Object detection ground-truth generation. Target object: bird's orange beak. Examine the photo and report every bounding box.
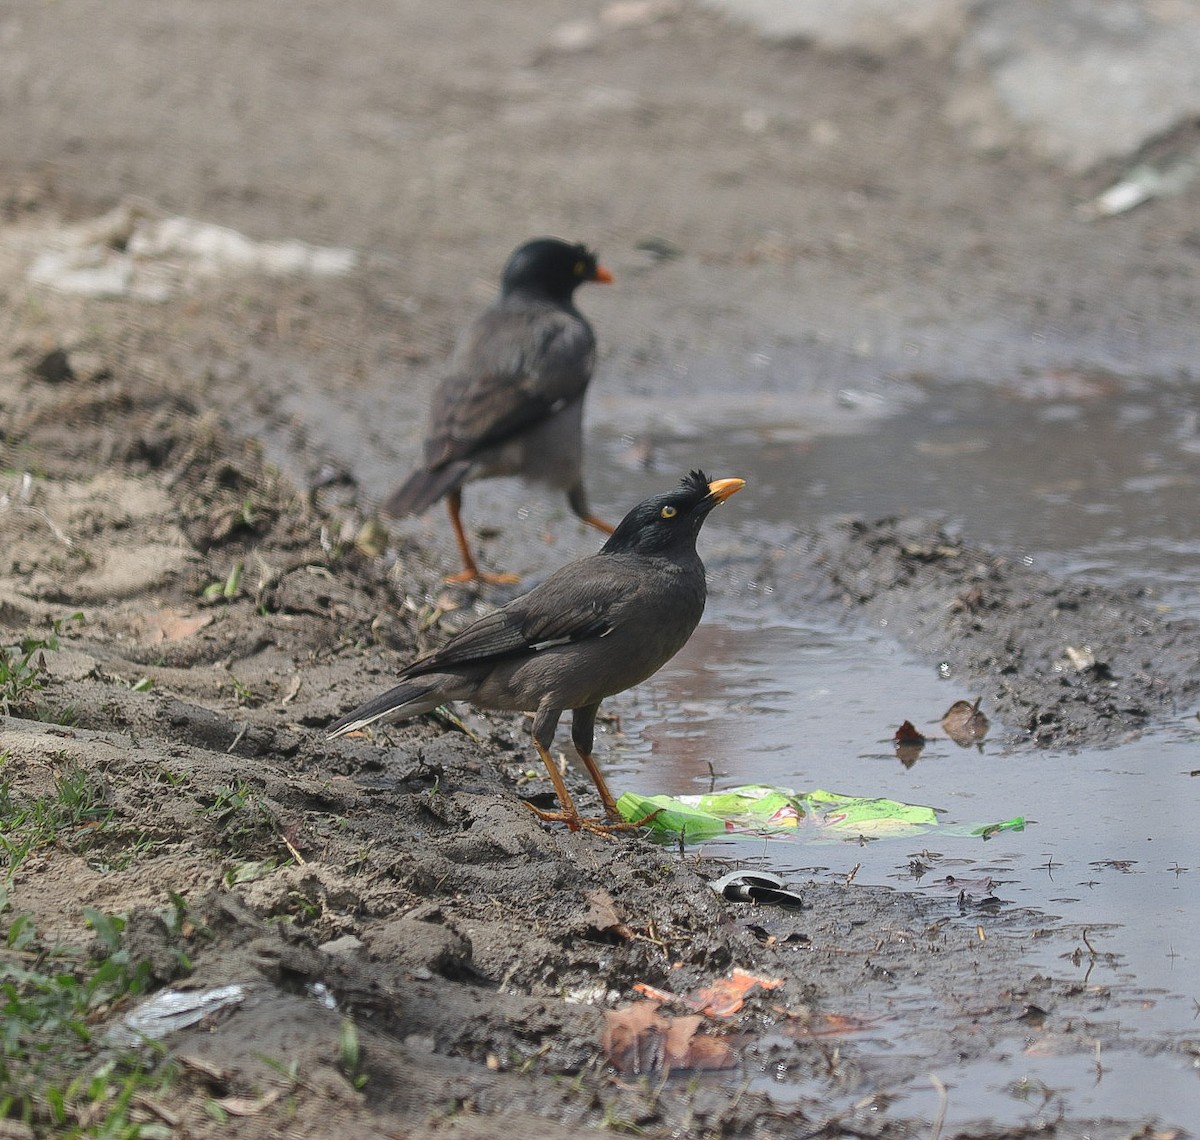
[706,477,745,503]
[593,264,614,284]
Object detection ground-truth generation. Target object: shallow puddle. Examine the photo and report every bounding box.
[608,614,1200,1125]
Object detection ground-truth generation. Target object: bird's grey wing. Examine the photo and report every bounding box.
[404,557,629,675]
[423,306,596,469]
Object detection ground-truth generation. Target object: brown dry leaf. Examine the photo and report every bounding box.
[602,1001,668,1075]
[632,981,675,1004]
[582,888,633,941]
[601,1001,734,1076]
[692,968,783,1018]
[941,698,989,747]
[893,719,926,768]
[894,719,925,745]
[662,1013,733,1070]
[214,1089,282,1117]
[634,969,784,1018]
[140,607,214,643]
[176,1054,227,1083]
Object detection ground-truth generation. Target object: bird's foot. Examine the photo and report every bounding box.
[444,568,521,586]
[522,800,658,838]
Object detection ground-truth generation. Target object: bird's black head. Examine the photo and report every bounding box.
[500,238,613,303]
[602,470,745,558]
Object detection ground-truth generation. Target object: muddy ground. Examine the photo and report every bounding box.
[4,2,1200,1137]
[5,252,1198,1139]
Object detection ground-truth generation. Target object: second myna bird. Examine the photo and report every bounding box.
[382,237,614,583]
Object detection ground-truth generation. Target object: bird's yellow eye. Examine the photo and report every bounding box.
[660,505,677,519]
[574,260,586,276]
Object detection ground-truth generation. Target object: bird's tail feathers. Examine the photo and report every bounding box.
[381,461,472,519]
[327,681,444,738]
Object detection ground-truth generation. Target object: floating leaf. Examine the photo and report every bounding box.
[926,875,997,897]
[893,719,926,767]
[973,817,1025,839]
[941,698,989,747]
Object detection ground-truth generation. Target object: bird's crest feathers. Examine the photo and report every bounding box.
[679,469,711,501]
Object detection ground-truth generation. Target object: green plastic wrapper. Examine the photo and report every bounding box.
[616,784,1024,842]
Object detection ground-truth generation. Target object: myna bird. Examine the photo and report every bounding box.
[329,470,745,833]
[382,237,614,584]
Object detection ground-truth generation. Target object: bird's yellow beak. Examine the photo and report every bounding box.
[706,477,745,503]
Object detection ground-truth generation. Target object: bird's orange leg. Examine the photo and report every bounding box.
[522,742,649,837]
[574,748,621,822]
[570,703,623,820]
[574,746,662,831]
[580,514,615,536]
[548,704,660,831]
[567,485,615,536]
[444,490,519,585]
[523,740,584,831]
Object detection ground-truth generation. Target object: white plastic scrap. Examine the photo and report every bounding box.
[27,201,358,300]
[126,215,357,277]
[103,983,247,1048]
[1081,149,1200,220]
[308,981,338,1010]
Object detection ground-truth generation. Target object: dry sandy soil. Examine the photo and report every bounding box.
[3,3,1200,1138]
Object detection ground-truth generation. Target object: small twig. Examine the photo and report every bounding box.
[928,1073,948,1140]
[0,504,74,547]
[134,1095,181,1128]
[279,835,307,868]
